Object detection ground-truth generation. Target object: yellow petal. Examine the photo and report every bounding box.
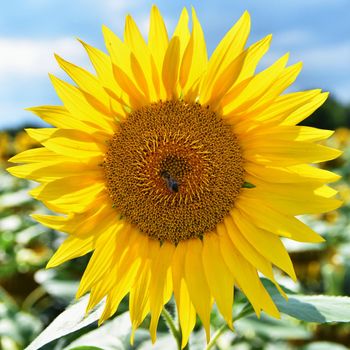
[162,37,180,99]
[223,216,287,300]
[172,242,196,349]
[243,140,342,166]
[124,15,160,101]
[247,186,342,215]
[102,26,131,73]
[223,215,274,279]
[244,162,340,184]
[173,8,190,59]
[7,160,99,182]
[245,176,338,201]
[289,164,341,183]
[131,52,152,99]
[76,222,125,298]
[232,89,322,134]
[246,90,321,126]
[86,280,106,314]
[232,210,296,280]
[49,75,115,132]
[47,234,94,268]
[180,8,207,97]
[202,233,234,329]
[8,147,65,163]
[236,62,302,117]
[129,261,151,336]
[282,92,329,125]
[98,231,144,324]
[112,64,148,108]
[236,34,272,84]
[184,239,212,341]
[236,195,324,243]
[32,213,71,231]
[178,280,196,348]
[222,53,289,115]
[78,38,125,112]
[217,224,280,318]
[200,11,250,102]
[124,14,148,58]
[99,269,137,324]
[244,125,334,143]
[55,54,112,115]
[100,29,138,112]
[33,200,113,236]
[315,184,338,198]
[25,128,105,159]
[30,176,105,213]
[149,240,175,343]
[201,49,247,108]
[149,5,169,70]
[26,106,106,135]
[85,228,140,314]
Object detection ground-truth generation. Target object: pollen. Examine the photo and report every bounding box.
[103,100,245,244]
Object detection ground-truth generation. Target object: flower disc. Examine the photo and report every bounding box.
[103,100,245,243]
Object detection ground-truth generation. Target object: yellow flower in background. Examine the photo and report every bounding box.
[0,131,10,162]
[8,6,342,347]
[13,130,40,154]
[331,127,350,149]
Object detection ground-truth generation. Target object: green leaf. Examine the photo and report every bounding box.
[0,188,32,208]
[25,295,105,350]
[236,315,312,340]
[68,347,104,350]
[263,279,350,323]
[242,181,256,189]
[137,334,178,350]
[300,342,349,350]
[0,287,42,346]
[64,312,149,350]
[35,269,79,302]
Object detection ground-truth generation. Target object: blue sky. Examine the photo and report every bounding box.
[1,0,349,128]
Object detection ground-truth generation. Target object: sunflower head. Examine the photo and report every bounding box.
[8,5,341,348]
[103,99,245,243]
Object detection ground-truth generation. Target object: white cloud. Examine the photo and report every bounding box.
[273,0,349,8]
[0,37,90,78]
[99,0,149,34]
[102,0,139,12]
[99,1,175,39]
[0,37,93,128]
[261,41,350,73]
[299,42,350,71]
[247,40,350,104]
[0,102,37,128]
[273,29,315,47]
[131,14,176,38]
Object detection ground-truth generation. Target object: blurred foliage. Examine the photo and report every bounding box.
[1,97,350,349]
[301,96,350,130]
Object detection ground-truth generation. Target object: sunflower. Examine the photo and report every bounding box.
[8,6,341,347]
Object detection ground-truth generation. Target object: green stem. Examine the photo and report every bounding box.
[205,304,254,350]
[22,286,46,312]
[205,324,226,350]
[162,307,183,350]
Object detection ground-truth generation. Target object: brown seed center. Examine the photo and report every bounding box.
[103,100,245,244]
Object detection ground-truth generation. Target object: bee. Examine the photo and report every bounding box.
[160,171,179,193]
